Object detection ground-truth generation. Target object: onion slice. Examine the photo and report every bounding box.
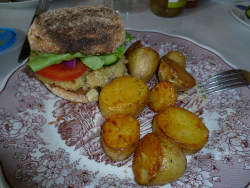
[62,59,76,69]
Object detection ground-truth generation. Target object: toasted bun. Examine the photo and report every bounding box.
[28,6,125,55]
[44,83,98,103]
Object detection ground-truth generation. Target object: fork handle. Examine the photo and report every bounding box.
[18,16,37,63]
[18,36,30,63]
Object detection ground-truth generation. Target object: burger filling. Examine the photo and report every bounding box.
[36,56,127,92]
[26,33,132,102]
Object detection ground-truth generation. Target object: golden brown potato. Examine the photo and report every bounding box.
[128,47,160,83]
[132,133,187,186]
[101,114,140,162]
[158,57,196,91]
[124,40,143,58]
[153,106,209,155]
[99,76,149,119]
[165,51,186,68]
[148,81,178,112]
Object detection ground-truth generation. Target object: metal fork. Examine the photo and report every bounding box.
[18,0,49,63]
[35,0,49,17]
[202,69,250,94]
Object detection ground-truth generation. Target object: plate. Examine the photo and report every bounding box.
[0,0,54,8]
[231,2,250,29]
[1,30,250,188]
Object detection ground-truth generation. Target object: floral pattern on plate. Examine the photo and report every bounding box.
[0,30,250,188]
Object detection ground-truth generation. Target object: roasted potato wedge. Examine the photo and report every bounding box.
[128,47,160,83]
[99,76,149,119]
[165,51,186,68]
[132,133,187,186]
[102,114,140,162]
[158,57,196,91]
[153,106,209,155]
[148,81,178,112]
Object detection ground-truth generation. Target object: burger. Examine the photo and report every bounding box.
[26,6,132,103]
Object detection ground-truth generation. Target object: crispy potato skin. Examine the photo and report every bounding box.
[124,40,143,58]
[99,76,149,119]
[153,106,209,155]
[132,133,187,186]
[148,81,178,112]
[166,51,186,68]
[128,47,160,83]
[102,114,140,162]
[158,57,196,91]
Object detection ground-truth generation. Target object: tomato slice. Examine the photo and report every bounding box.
[37,59,87,81]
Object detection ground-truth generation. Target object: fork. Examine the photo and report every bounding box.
[201,69,250,94]
[34,0,49,17]
[18,0,49,63]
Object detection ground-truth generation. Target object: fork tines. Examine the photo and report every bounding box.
[202,69,250,94]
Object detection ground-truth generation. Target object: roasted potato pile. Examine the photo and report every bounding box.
[101,114,140,162]
[98,41,208,186]
[125,41,160,83]
[132,133,186,186]
[125,41,195,91]
[99,76,149,119]
[158,55,196,91]
[153,106,209,155]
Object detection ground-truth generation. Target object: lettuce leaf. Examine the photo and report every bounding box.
[81,56,104,70]
[27,52,85,72]
[27,45,126,72]
[125,32,133,42]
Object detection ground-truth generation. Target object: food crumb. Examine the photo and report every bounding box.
[124,169,128,174]
[56,116,62,122]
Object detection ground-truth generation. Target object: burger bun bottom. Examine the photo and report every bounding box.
[44,83,98,103]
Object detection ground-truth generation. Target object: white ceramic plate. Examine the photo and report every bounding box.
[0,0,54,8]
[231,1,250,29]
[0,30,250,188]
